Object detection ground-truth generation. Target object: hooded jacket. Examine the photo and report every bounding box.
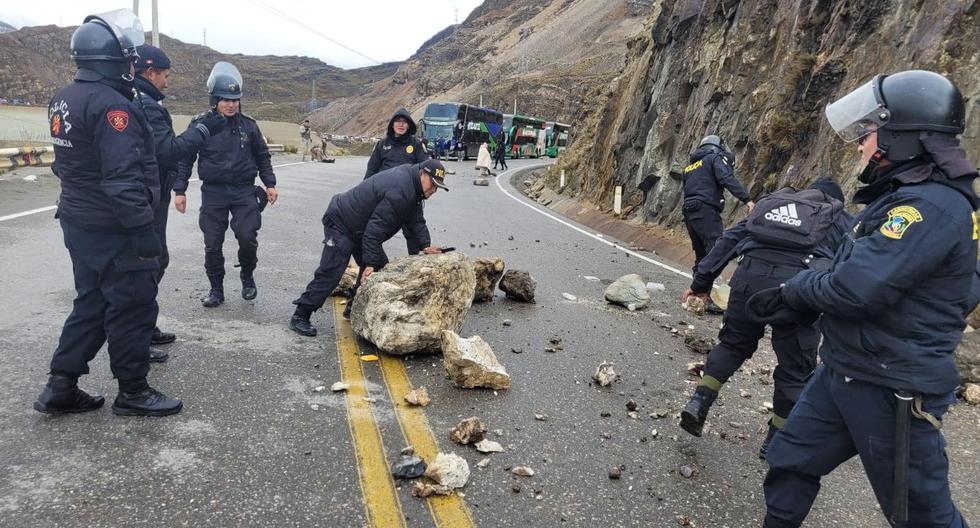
[327,163,432,268]
[682,145,750,210]
[782,135,980,395]
[364,108,428,179]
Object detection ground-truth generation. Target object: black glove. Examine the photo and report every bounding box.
[254,186,269,212]
[133,227,162,259]
[196,113,227,137]
[746,286,816,326]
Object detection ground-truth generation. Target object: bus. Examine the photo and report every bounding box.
[545,122,571,158]
[504,114,547,158]
[419,102,503,160]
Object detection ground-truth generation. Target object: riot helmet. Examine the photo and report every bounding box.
[207,61,244,106]
[71,9,144,82]
[699,135,723,149]
[825,70,965,164]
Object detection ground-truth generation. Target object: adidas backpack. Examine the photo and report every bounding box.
[745,187,843,250]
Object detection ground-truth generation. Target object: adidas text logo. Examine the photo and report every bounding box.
[764,204,802,226]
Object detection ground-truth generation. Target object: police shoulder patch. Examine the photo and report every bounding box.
[106,110,129,132]
[879,205,923,240]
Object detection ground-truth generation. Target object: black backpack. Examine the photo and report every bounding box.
[746,187,843,250]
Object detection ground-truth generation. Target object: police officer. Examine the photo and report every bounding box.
[288,159,450,336]
[33,9,181,417]
[755,71,974,527]
[174,62,278,308]
[682,135,755,311]
[134,45,226,360]
[300,119,313,161]
[679,179,852,458]
[365,108,430,255]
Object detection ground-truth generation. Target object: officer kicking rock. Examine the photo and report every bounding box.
[174,62,278,307]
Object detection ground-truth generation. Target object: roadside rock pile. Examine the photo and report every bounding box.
[604,273,651,310]
[442,331,512,389]
[351,252,476,354]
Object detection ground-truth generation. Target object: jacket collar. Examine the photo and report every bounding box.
[135,76,165,102]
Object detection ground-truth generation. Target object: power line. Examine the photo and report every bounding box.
[244,0,382,65]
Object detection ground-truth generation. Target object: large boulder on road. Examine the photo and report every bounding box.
[499,270,536,302]
[351,253,476,354]
[473,258,505,303]
[604,273,650,310]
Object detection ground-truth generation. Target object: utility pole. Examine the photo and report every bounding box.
[133,0,139,16]
[151,0,159,46]
[513,97,517,114]
[310,79,317,110]
[479,94,483,107]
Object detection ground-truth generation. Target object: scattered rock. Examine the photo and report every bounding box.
[963,383,980,405]
[677,515,692,526]
[739,389,752,399]
[679,465,697,478]
[424,453,470,489]
[474,439,504,453]
[600,410,612,418]
[604,274,651,310]
[412,482,454,497]
[476,458,491,468]
[450,417,487,445]
[511,347,524,354]
[549,337,562,345]
[650,428,659,438]
[682,296,707,316]
[22,175,38,182]
[534,413,547,421]
[472,257,505,303]
[331,381,350,392]
[684,334,716,355]
[313,385,326,392]
[584,276,601,282]
[511,466,535,477]
[593,361,618,387]
[511,483,522,493]
[392,455,427,479]
[646,282,666,292]
[499,270,537,303]
[400,446,415,456]
[561,292,578,301]
[626,400,638,412]
[404,387,431,407]
[473,178,490,186]
[351,253,476,354]
[627,411,639,419]
[608,466,622,479]
[502,319,512,326]
[687,362,705,376]
[763,401,774,411]
[442,331,512,390]
[330,264,360,297]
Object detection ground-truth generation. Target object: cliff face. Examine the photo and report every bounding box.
[309,0,651,136]
[554,0,979,227]
[0,26,395,121]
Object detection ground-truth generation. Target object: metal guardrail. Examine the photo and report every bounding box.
[0,146,54,170]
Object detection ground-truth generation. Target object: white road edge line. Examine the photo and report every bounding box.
[493,163,693,280]
[0,161,310,223]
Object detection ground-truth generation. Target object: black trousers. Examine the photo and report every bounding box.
[682,200,723,275]
[50,220,158,382]
[153,190,172,282]
[199,186,261,287]
[294,221,361,313]
[493,150,507,170]
[703,257,819,420]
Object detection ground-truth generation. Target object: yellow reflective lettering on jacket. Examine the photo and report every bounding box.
[972,211,978,241]
[684,159,703,173]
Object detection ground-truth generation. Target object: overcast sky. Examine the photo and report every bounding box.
[1,0,483,69]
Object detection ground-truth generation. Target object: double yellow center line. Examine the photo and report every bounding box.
[332,298,475,527]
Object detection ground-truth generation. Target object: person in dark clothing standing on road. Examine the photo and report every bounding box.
[754,70,974,528]
[33,9,181,417]
[174,61,278,308]
[679,178,852,458]
[365,108,428,179]
[682,135,754,311]
[493,128,508,171]
[288,159,450,337]
[134,44,226,361]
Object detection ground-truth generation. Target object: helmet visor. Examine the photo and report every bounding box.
[825,78,891,142]
[207,61,245,94]
[84,9,144,57]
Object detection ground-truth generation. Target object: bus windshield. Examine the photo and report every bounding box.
[423,103,460,121]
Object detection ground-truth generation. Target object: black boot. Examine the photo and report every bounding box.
[112,382,182,417]
[202,289,224,308]
[148,347,169,363]
[680,385,718,437]
[289,314,317,337]
[33,375,105,414]
[759,423,778,459]
[241,271,257,301]
[706,300,725,314]
[151,326,176,345]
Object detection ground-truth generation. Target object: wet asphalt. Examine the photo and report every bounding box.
[0,155,976,527]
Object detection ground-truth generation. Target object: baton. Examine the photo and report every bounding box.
[891,390,913,527]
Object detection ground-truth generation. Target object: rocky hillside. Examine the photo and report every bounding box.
[0,21,16,34]
[309,0,653,136]
[0,25,397,122]
[551,0,979,229]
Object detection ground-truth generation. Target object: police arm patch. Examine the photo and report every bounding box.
[406,145,414,154]
[106,110,130,132]
[879,205,923,240]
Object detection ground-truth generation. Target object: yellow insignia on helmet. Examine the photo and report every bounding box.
[435,168,445,178]
[406,145,414,154]
[879,206,923,240]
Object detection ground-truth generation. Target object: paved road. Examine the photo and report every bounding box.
[0,155,976,527]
